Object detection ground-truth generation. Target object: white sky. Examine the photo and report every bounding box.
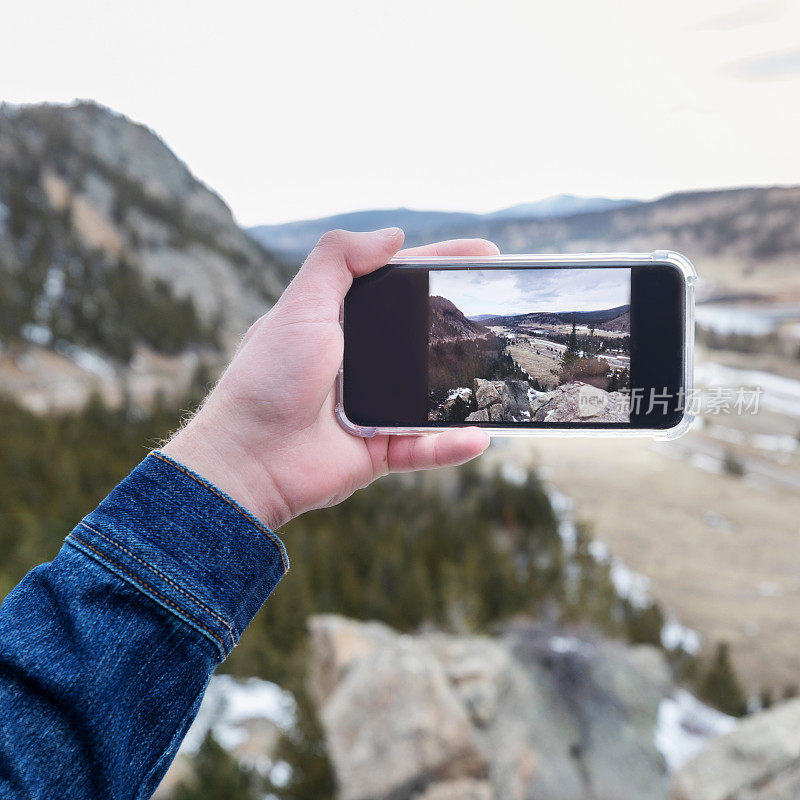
[4,0,800,226]
[430,268,631,317]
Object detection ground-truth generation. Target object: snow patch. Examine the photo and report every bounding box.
[447,387,472,401]
[545,484,578,553]
[696,362,800,419]
[548,635,591,655]
[655,688,736,772]
[21,324,52,346]
[661,615,701,654]
[500,462,527,486]
[610,560,652,609]
[54,341,116,378]
[180,675,296,756]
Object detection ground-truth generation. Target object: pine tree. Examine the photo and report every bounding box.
[699,642,748,717]
[567,318,578,355]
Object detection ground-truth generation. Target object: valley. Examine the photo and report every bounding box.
[428,291,631,423]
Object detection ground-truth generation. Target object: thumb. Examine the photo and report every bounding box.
[286,228,404,314]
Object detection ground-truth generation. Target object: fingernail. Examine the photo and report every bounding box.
[375,227,402,238]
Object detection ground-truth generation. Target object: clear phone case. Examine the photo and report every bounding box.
[336,250,696,440]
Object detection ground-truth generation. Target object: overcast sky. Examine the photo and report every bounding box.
[4,1,800,226]
[430,268,630,317]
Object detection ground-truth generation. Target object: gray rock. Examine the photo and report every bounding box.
[465,409,490,422]
[308,615,398,707]
[672,698,800,800]
[309,616,672,800]
[474,379,502,410]
[313,618,486,800]
[470,379,531,421]
[500,379,531,420]
[531,382,629,423]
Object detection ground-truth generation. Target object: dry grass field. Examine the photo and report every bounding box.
[506,344,562,389]
[487,431,800,695]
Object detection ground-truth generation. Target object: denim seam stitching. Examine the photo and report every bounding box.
[78,520,238,648]
[66,533,227,657]
[149,450,289,572]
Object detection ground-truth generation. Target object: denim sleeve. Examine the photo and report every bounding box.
[0,450,288,800]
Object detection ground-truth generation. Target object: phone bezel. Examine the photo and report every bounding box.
[337,251,696,440]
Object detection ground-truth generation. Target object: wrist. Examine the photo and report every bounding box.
[161,418,292,532]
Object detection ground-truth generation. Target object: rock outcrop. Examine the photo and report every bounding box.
[0,101,290,411]
[462,379,628,424]
[531,382,629,423]
[672,698,800,800]
[308,615,677,800]
[429,296,491,342]
[465,378,531,422]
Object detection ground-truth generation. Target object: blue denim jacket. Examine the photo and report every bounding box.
[0,451,288,799]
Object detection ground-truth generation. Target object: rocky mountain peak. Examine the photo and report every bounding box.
[430,296,491,341]
[0,101,291,412]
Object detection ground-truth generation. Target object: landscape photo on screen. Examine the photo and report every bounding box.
[428,268,631,423]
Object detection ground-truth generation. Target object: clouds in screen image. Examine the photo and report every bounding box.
[429,268,630,316]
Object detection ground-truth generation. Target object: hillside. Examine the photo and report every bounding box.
[248,195,638,259]
[411,186,800,298]
[480,305,630,331]
[0,101,289,410]
[429,295,491,341]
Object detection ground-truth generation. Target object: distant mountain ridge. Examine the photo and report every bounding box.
[478,304,630,330]
[252,185,800,300]
[248,195,639,259]
[409,186,800,298]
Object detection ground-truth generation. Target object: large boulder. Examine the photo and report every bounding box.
[308,616,677,800]
[672,698,800,800]
[470,379,532,422]
[309,617,487,800]
[473,379,503,410]
[531,382,629,423]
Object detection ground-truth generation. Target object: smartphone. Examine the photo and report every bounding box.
[337,251,695,439]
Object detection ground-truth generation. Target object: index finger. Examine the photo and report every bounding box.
[398,238,500,258]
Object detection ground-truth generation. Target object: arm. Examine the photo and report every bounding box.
[0,231,495,799]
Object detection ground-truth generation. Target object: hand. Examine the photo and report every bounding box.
[162,229,497,530]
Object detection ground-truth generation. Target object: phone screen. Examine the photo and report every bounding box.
[343,262,686,432]
[427,267,631,424]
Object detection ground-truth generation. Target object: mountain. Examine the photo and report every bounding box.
[409,186,800,298]
[248,195,638,260]
[598,309,630,333]
[0,101,288,411]
[480,304,630,331]
[429,295,491,341]
[249,208,482,259]
[254,185,800,300]
[486,193,639,219]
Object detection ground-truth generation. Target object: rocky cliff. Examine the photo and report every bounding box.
[308,615,732,800]
[0,101,290,410]
[430,296,491,342]
[459,378,629,424]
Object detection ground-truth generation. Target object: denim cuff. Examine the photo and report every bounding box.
[65,450,288,660]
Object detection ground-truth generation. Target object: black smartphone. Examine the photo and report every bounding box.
[338,252,695,438]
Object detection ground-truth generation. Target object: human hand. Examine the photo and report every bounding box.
[162,229,497,530]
